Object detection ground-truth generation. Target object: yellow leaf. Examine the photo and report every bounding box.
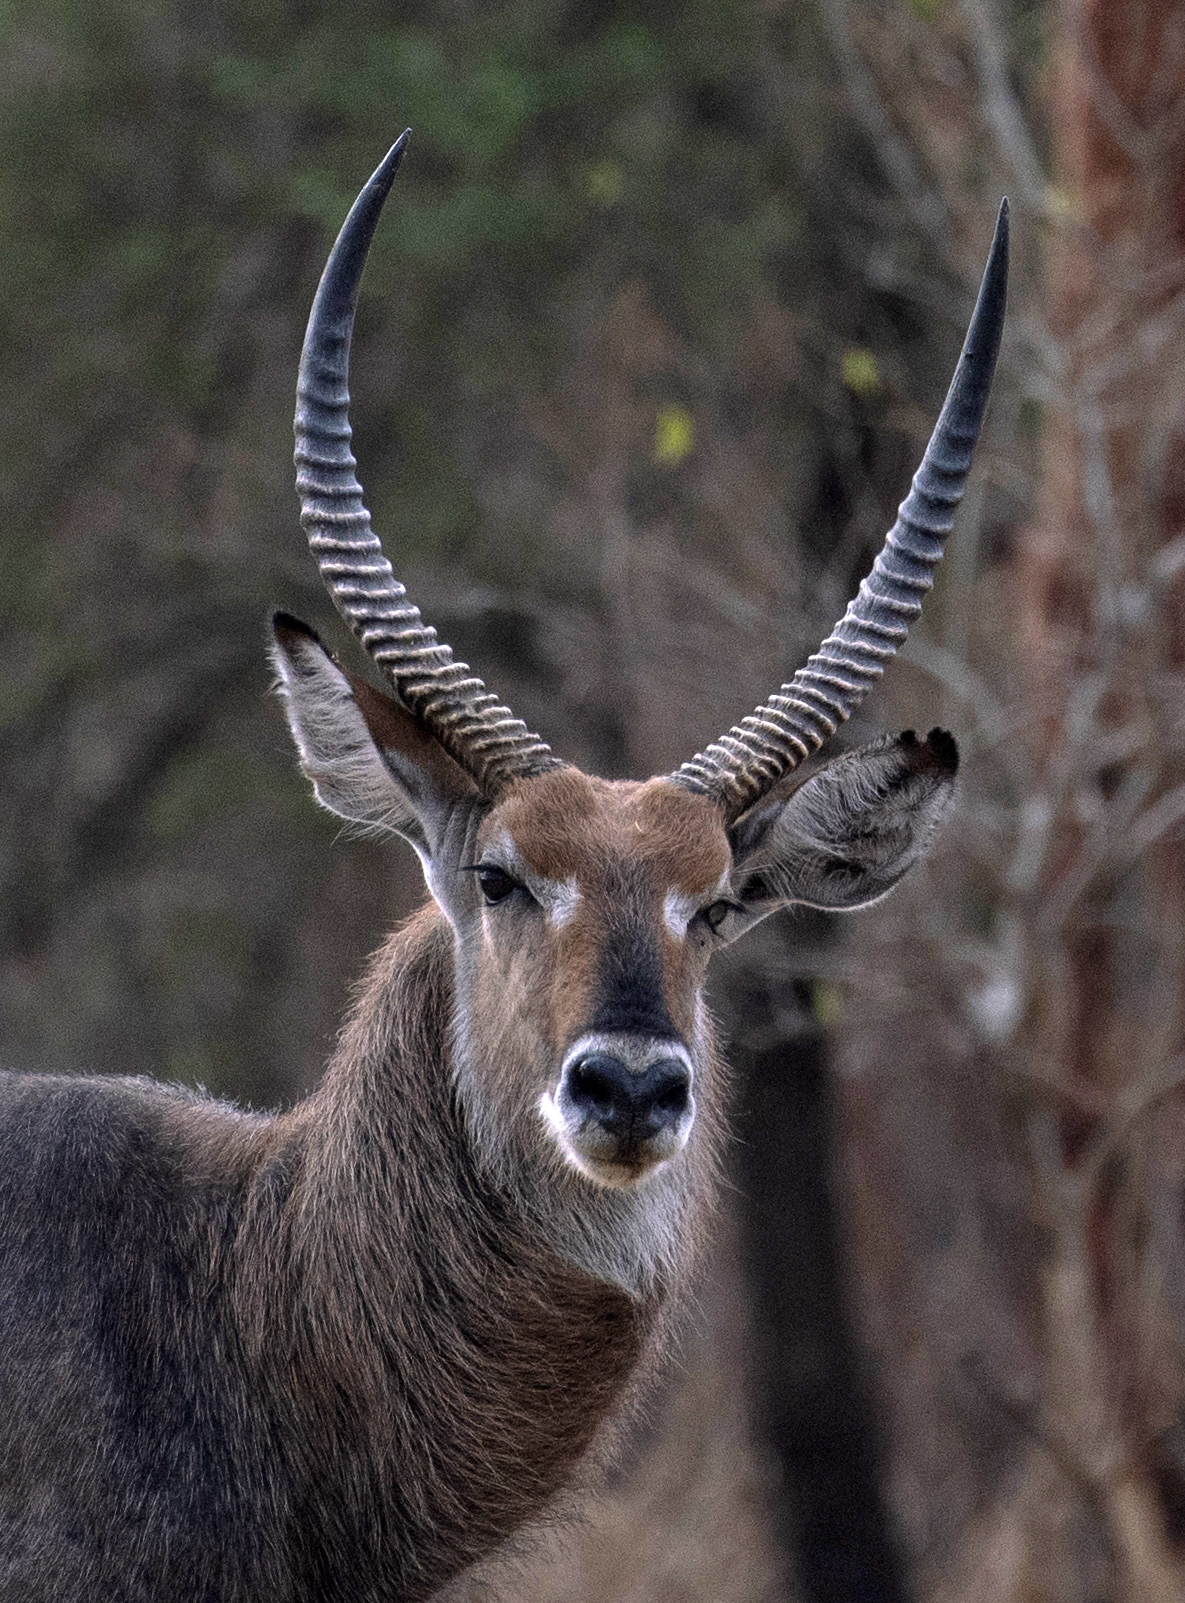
[841,346,880,397]
[811,981,844,1028]
[588,162,624,204]
[1046,184,1078,220]
[654,404,694,466]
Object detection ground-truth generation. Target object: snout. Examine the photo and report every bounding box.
[566,1052,690,1144]
[544,1034,696,1186]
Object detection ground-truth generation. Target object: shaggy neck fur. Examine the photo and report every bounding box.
[235,906,694,1601]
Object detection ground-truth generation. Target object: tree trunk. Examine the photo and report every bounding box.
[1002,0,1185,1592]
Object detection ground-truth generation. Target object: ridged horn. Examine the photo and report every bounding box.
[672,198,1009,821]
[294,133,563,795]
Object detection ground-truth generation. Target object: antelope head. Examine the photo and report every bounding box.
[273,136,1006,1225]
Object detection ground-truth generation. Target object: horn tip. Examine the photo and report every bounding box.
[370,130,412,195]
[986,196,1009,278]
[960,196,1009,383]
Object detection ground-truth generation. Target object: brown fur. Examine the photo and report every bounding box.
[478,772,730,1050]
[0,623,956,1601]
[0,906,670,1602]
[497,772,729,890]
[251,907,663,1597]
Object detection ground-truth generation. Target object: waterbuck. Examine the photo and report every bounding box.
[0,133,1007,1602]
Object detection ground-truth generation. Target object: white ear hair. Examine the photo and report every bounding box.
[271,626,426,846]
[726,731,958,929]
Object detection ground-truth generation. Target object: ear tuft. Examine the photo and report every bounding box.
[897,726,960,780]
[271,610,324,648]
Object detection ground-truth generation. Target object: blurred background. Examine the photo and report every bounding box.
[4,0,1185,1597]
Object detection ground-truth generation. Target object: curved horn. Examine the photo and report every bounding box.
[672,199,1009,821]
[294,133,563,795]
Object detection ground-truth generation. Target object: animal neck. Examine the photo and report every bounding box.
[240,904,667,1597]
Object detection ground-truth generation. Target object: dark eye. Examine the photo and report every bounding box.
[478,866,519,906]
[703,900,732,933]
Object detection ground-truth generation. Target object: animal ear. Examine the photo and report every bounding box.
[725,729,958,934]
[270,613,479,855]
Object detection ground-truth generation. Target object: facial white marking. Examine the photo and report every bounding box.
[538,1089,568,1140]
[548,876,581,928]
[483,830,525,876]
[693,992,712,1052]
[663,890,698,940]
[663,873,733,941]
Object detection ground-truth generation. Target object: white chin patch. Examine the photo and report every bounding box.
[536,1092,681,1190]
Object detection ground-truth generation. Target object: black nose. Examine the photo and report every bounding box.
[565,1053,691,1148]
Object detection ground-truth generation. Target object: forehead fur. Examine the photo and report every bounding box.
[486,770,730,893]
